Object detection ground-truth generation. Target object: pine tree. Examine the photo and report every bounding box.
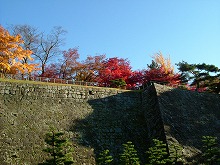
[146,139,170,165]
[119,141,140,165]
[176,61,220,92]
[39,130,74,165]
[97,149,113,165]
[168,143,183,164]
[202,136,220,164]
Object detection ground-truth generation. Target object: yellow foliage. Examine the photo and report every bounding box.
[152,51,174,74]
[0,26,37,74]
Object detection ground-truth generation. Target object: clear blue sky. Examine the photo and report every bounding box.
[1,0,220,71]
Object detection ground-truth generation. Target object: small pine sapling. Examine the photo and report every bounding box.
[168,143,184,164]
[146,139,170,165]
[97,149,113,165]
[202,136,220,164]
[39,130,74,165]
[119,141,140,165]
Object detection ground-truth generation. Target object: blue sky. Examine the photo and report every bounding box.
[1,0,220,71]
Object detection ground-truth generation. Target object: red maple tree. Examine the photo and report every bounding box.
[98,57,133,88]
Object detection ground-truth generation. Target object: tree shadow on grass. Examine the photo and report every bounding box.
[69,91,149,164]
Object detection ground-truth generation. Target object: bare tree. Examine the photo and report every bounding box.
[10,24,41,64]
[35,26,66,75]
[10,25,67,76]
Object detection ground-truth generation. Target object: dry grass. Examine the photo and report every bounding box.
[0,78,68,86]
[0,78,137,91]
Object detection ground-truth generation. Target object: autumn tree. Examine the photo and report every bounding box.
[9,24,40,64]
[75,54,106,82]
[0,26,37,75]
[41,63,60,78]
[55,48,80,79]
[125,70,145,89]
[34,26,66,75]
[143,52,181,86]
[98,57,133,88]
[152,52,174,73]
[143,66,181,85]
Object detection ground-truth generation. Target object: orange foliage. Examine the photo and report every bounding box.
[152,51,174,74]
[147,52,181,85]
[75,54,106,82]
[0,26,38,74]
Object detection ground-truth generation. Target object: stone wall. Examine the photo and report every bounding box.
[1,81,220,164]
[142,83,166,144]
[0,82,148,165]
[155,83,220,163]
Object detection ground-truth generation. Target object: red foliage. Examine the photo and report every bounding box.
[143,66,181,86]
[189,86,207,92]
[41,64,60,78]
[98,57,133,88]
[126,70,145,89]
[75,54,106,82]
[37,50,183,90]
[60,48,80,79]
[39,48,80,79]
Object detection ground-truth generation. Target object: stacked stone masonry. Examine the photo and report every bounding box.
[0,82,147,164]
[0,81,220,164]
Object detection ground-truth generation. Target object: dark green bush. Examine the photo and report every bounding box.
[110,78,127,88]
